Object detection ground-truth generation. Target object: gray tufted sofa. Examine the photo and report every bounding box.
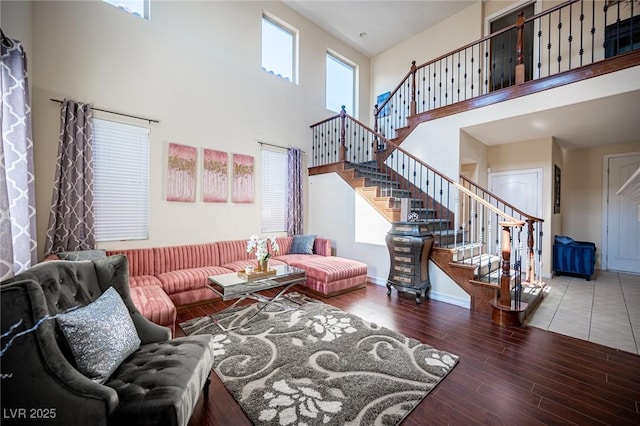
[0,255,215,426]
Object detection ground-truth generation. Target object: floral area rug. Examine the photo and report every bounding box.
[179,293,458,425]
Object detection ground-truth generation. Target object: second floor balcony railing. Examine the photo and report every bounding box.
[374,0,640,141]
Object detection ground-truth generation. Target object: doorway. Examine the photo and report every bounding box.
[488,169,543,258]
[488,1,536,90]
[604,153,640,274]
[488,169,543,218]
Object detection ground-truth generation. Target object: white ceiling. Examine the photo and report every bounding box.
[283,1,640,151]
[463,90,640,149]
[283,0,475,57]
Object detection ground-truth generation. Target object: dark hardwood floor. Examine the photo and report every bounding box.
[178,284,640,426]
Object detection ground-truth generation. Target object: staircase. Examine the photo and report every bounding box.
[326,157,545,320]
[308,0,640,324]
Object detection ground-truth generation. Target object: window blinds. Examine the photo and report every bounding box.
[93,118,149,241]
[261,148,287,233]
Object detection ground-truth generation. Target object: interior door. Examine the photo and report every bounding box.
[488,169,542,254]
[606,154,640,273]
[489,169,542,217]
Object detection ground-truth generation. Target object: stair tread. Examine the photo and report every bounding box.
[460,253,500,265]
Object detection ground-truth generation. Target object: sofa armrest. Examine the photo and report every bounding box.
[314,238,332,256]
[1,280,118,425]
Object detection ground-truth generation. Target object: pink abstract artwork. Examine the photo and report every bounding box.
[167,143,197,202]
[232,154,254,203]
[202,149,228,202]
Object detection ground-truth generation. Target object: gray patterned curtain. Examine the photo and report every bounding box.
[0,31,37,280]
[44,99,95,256]
[286,147,303,236]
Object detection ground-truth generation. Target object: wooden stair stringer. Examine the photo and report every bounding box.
[322,163,399,222]
[430,247,499,315]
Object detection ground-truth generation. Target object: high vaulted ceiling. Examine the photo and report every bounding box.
[282,0,640,151]
[282,0,475,57]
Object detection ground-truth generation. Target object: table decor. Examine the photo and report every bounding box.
[246,235,279,271]
[237,268,277,281]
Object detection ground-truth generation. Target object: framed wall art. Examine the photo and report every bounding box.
[167,142,197,202]
[202,149,228,202]
[554,164,561,214]
[232,153,254,203]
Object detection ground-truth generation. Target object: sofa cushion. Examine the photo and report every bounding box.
[158,266,233,295]
[129,275,163,288]
[216,240,255,265]
[289,235,317,254]
[106,248,156,280]
[56,287,141,384]
[289,256,368,283]
[154,243,221,274]
[129,285,177,335]
[273,253,327,265]
[106,335,215,426]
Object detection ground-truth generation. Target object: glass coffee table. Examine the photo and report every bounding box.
[207,265,306,331]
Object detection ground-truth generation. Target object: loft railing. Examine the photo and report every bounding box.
[374,0,639,140]
[310,110,543,311]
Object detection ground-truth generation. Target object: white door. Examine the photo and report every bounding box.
[489,169,542,217]
[488,169,542,255]
[606,154,640,273]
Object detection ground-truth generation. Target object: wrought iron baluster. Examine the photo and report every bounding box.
[558,9,563,72]
[457,51,461,103]
[538,14,543,78]
[568,2,573,70]
[579,0,584,66]
[548,13,552,76]
[591,0,595,63]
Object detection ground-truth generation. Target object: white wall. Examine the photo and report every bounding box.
[2,1,370,259]
[563,141,640,269]
[370,1,483,118]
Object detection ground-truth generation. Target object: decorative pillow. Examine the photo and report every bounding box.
[56,287,141,384]
[56,249,107,261]
[289,235,317,254]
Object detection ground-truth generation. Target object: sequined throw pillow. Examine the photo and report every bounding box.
[56,287,141,384]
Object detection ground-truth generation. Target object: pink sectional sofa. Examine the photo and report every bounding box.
[106,236,368,334]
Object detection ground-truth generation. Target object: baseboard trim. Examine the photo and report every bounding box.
[430,291,471,309]
[368,276,471,309]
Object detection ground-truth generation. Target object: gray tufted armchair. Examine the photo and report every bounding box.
[0,255,215,426]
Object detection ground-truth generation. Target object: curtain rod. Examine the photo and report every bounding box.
[258,141,306,154]
[50,98,160,124]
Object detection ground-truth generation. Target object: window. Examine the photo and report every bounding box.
[93,119,150,241]
[262,13,297,83]
[605,14,640,58]
[261,148,287,232]
[326,51,356,115]
[103,0,150,20]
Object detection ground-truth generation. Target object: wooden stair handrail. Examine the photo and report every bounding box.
[309,112,342,128]
[460,176,544,223]
[455,181,525,226]
[311,110,540,227]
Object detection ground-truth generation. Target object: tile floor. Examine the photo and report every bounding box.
[525,270,640,354]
